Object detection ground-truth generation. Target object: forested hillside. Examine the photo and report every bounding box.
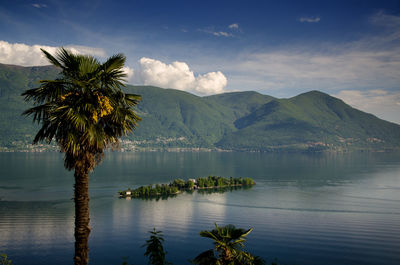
[1,63,400,152]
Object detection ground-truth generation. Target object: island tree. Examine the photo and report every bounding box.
[22,48,141,265]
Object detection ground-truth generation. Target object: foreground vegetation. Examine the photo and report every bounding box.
[122,223,267,265]
[191,223,265,265]
[119,176,255,198]
[0,254,12,265]
[2,223,287,265]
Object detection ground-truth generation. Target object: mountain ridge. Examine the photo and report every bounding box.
[1,63,399,152]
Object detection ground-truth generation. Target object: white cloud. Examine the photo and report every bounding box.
[213,31,233,37]
[199,23,242,37]
[122,66,134,83]
[228,23,239,30]
[66,45,107,58]
[0,41,107,66]
[234,47,400,92]
[194,71,227,95]
[136,57,227,95]
[199,28,234,37]
[370,11,400,28]
[224,11,400,96]
[334,89,400,124]
[299,16,321,23]
[32,3,47,8]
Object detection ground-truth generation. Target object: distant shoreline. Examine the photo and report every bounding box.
[1,146,399,153]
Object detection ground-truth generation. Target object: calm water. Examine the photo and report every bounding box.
[1,152,400,265]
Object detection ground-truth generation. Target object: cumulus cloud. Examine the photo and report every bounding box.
[0,40,107,66]
[122,66,134,83]
[136,57,227,95]
[299,16,321,23]
[195,71,228,95]
[334,89,400,124]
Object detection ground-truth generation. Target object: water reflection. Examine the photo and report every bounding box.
[0,201,74,264]
[0,152,400,265]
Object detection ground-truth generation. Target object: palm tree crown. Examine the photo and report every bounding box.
[22,48,141,170]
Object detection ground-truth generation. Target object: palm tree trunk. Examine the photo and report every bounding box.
[74,166,91,265]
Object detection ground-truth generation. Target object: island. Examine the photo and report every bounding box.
[119,176,256,198]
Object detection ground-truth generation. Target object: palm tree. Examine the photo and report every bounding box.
[22,48,141,265]
[192,223,264,265]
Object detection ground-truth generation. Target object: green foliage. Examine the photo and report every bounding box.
[171,179,186,189]
[120,176,255,199]
[142,228,171,265]
[186,179,195,189]
[0,254,12,265]
[191,223,264,265]
[196,176,254,188]
[122,184,179,198]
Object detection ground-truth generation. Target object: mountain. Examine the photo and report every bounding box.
[217,91,400,151]
[0,64,59,148]
[125,86,273,147]
[1,63,400,152]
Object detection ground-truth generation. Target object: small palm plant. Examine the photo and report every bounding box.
[142,228,171,265]
[192,223,265,265]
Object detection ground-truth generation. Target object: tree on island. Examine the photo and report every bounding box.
[22,48,141,265]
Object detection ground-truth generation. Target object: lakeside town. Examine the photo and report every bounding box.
[0,137,221,152]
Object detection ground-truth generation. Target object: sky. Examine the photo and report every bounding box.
[0,0,400,123]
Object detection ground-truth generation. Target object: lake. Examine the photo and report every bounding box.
[1,151,400,265]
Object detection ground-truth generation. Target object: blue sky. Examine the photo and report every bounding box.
[1,0,400,123]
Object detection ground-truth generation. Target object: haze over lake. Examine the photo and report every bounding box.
[1,151,400,265]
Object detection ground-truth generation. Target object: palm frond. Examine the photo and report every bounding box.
[22,79,67,104]
[41,48,63,68]
[78,55,100,77]
[22,103,53,123]
[103,54,126,70]
[57,48,79,72]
